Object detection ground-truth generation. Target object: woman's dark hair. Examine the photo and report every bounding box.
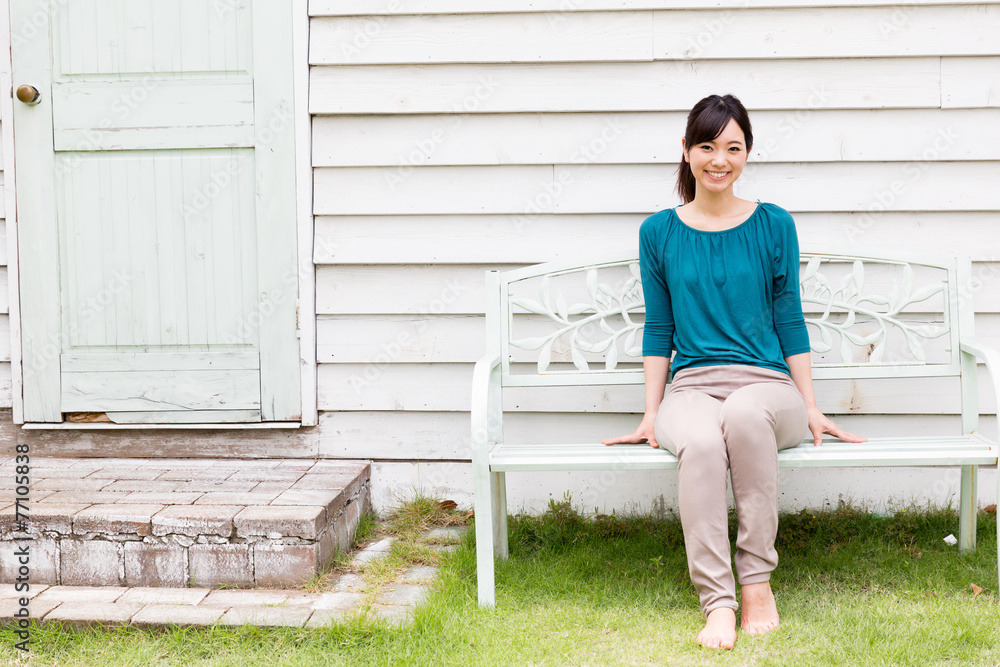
[675,94,753,204]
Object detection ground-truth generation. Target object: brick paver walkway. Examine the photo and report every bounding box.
[2,527,465,628]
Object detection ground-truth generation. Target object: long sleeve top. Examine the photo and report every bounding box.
[639,201,811,377]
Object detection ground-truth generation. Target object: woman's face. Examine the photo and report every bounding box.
[682,117,749,197]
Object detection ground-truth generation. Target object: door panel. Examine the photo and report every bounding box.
[13,0,300,423]
[109,409,262,424]
[61,369,261,411]
[61,351,261,412]
[56,0,250,76]
[52,81,255,151]
[56,150,258,348]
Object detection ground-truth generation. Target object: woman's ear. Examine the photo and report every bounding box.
[681,137,689,163]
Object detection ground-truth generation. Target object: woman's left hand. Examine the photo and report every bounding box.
[807,406,866,446]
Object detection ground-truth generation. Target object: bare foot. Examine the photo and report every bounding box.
[696,607,737,649]
[740,581,780,634]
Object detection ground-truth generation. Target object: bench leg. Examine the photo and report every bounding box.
[959,464,978,553]
[492,471,509,560]
[473,464,496,607]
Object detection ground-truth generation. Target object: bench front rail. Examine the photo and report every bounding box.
[472,251,1000,607]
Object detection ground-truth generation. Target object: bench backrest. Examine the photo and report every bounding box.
[486,251,972,388]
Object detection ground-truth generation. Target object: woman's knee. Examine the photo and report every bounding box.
[721,384,807,448]
[656,391,723,454]
[719,390,775,432]
[667,428,728,470]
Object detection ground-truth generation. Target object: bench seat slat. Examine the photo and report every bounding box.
[490,437,998,472]
[775,453,997,467]
[493,434,994,453]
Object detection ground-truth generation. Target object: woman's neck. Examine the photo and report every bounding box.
[676,190,757,231]
[687,190,744,219]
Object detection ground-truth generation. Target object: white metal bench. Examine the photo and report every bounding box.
[471,250,1000,607]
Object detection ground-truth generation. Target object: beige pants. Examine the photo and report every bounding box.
[654,364,809,616]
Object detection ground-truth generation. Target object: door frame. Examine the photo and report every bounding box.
[0,0,318,427]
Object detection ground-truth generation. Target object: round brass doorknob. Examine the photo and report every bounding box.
[16,85,40,105]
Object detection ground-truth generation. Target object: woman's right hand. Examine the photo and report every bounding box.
[602,413,660,448]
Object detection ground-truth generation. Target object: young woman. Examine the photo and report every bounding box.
[603,94,865,650]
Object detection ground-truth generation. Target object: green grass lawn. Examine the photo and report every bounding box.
[1,499,997,666]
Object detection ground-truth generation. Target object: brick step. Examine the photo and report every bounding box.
[0,458,371,588]
[0,526,467,628]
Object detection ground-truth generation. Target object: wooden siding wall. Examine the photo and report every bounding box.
[308,0,1000,494]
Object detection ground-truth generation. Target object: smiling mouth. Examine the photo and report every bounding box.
[706,171,729,178]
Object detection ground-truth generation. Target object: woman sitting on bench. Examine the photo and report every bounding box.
[603,93,866,650]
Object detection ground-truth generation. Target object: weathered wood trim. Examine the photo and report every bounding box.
[5,410,316,456]
[1,0,23,423]
[22,421,300,430]
[108,409,263,424]
[295,0,318,426]
[10,0,61,421]
[252,0,302,421]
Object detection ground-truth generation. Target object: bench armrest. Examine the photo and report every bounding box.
[960,338,1000,435]
[472,353,503,463]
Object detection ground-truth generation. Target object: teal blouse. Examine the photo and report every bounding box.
[639,202,811,376]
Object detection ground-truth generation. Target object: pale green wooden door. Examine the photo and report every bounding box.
[12,0,301,423]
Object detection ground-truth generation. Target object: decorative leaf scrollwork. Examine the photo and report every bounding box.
[510,262,645,373]
[510,257,951,374]
[800,257,949,364]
